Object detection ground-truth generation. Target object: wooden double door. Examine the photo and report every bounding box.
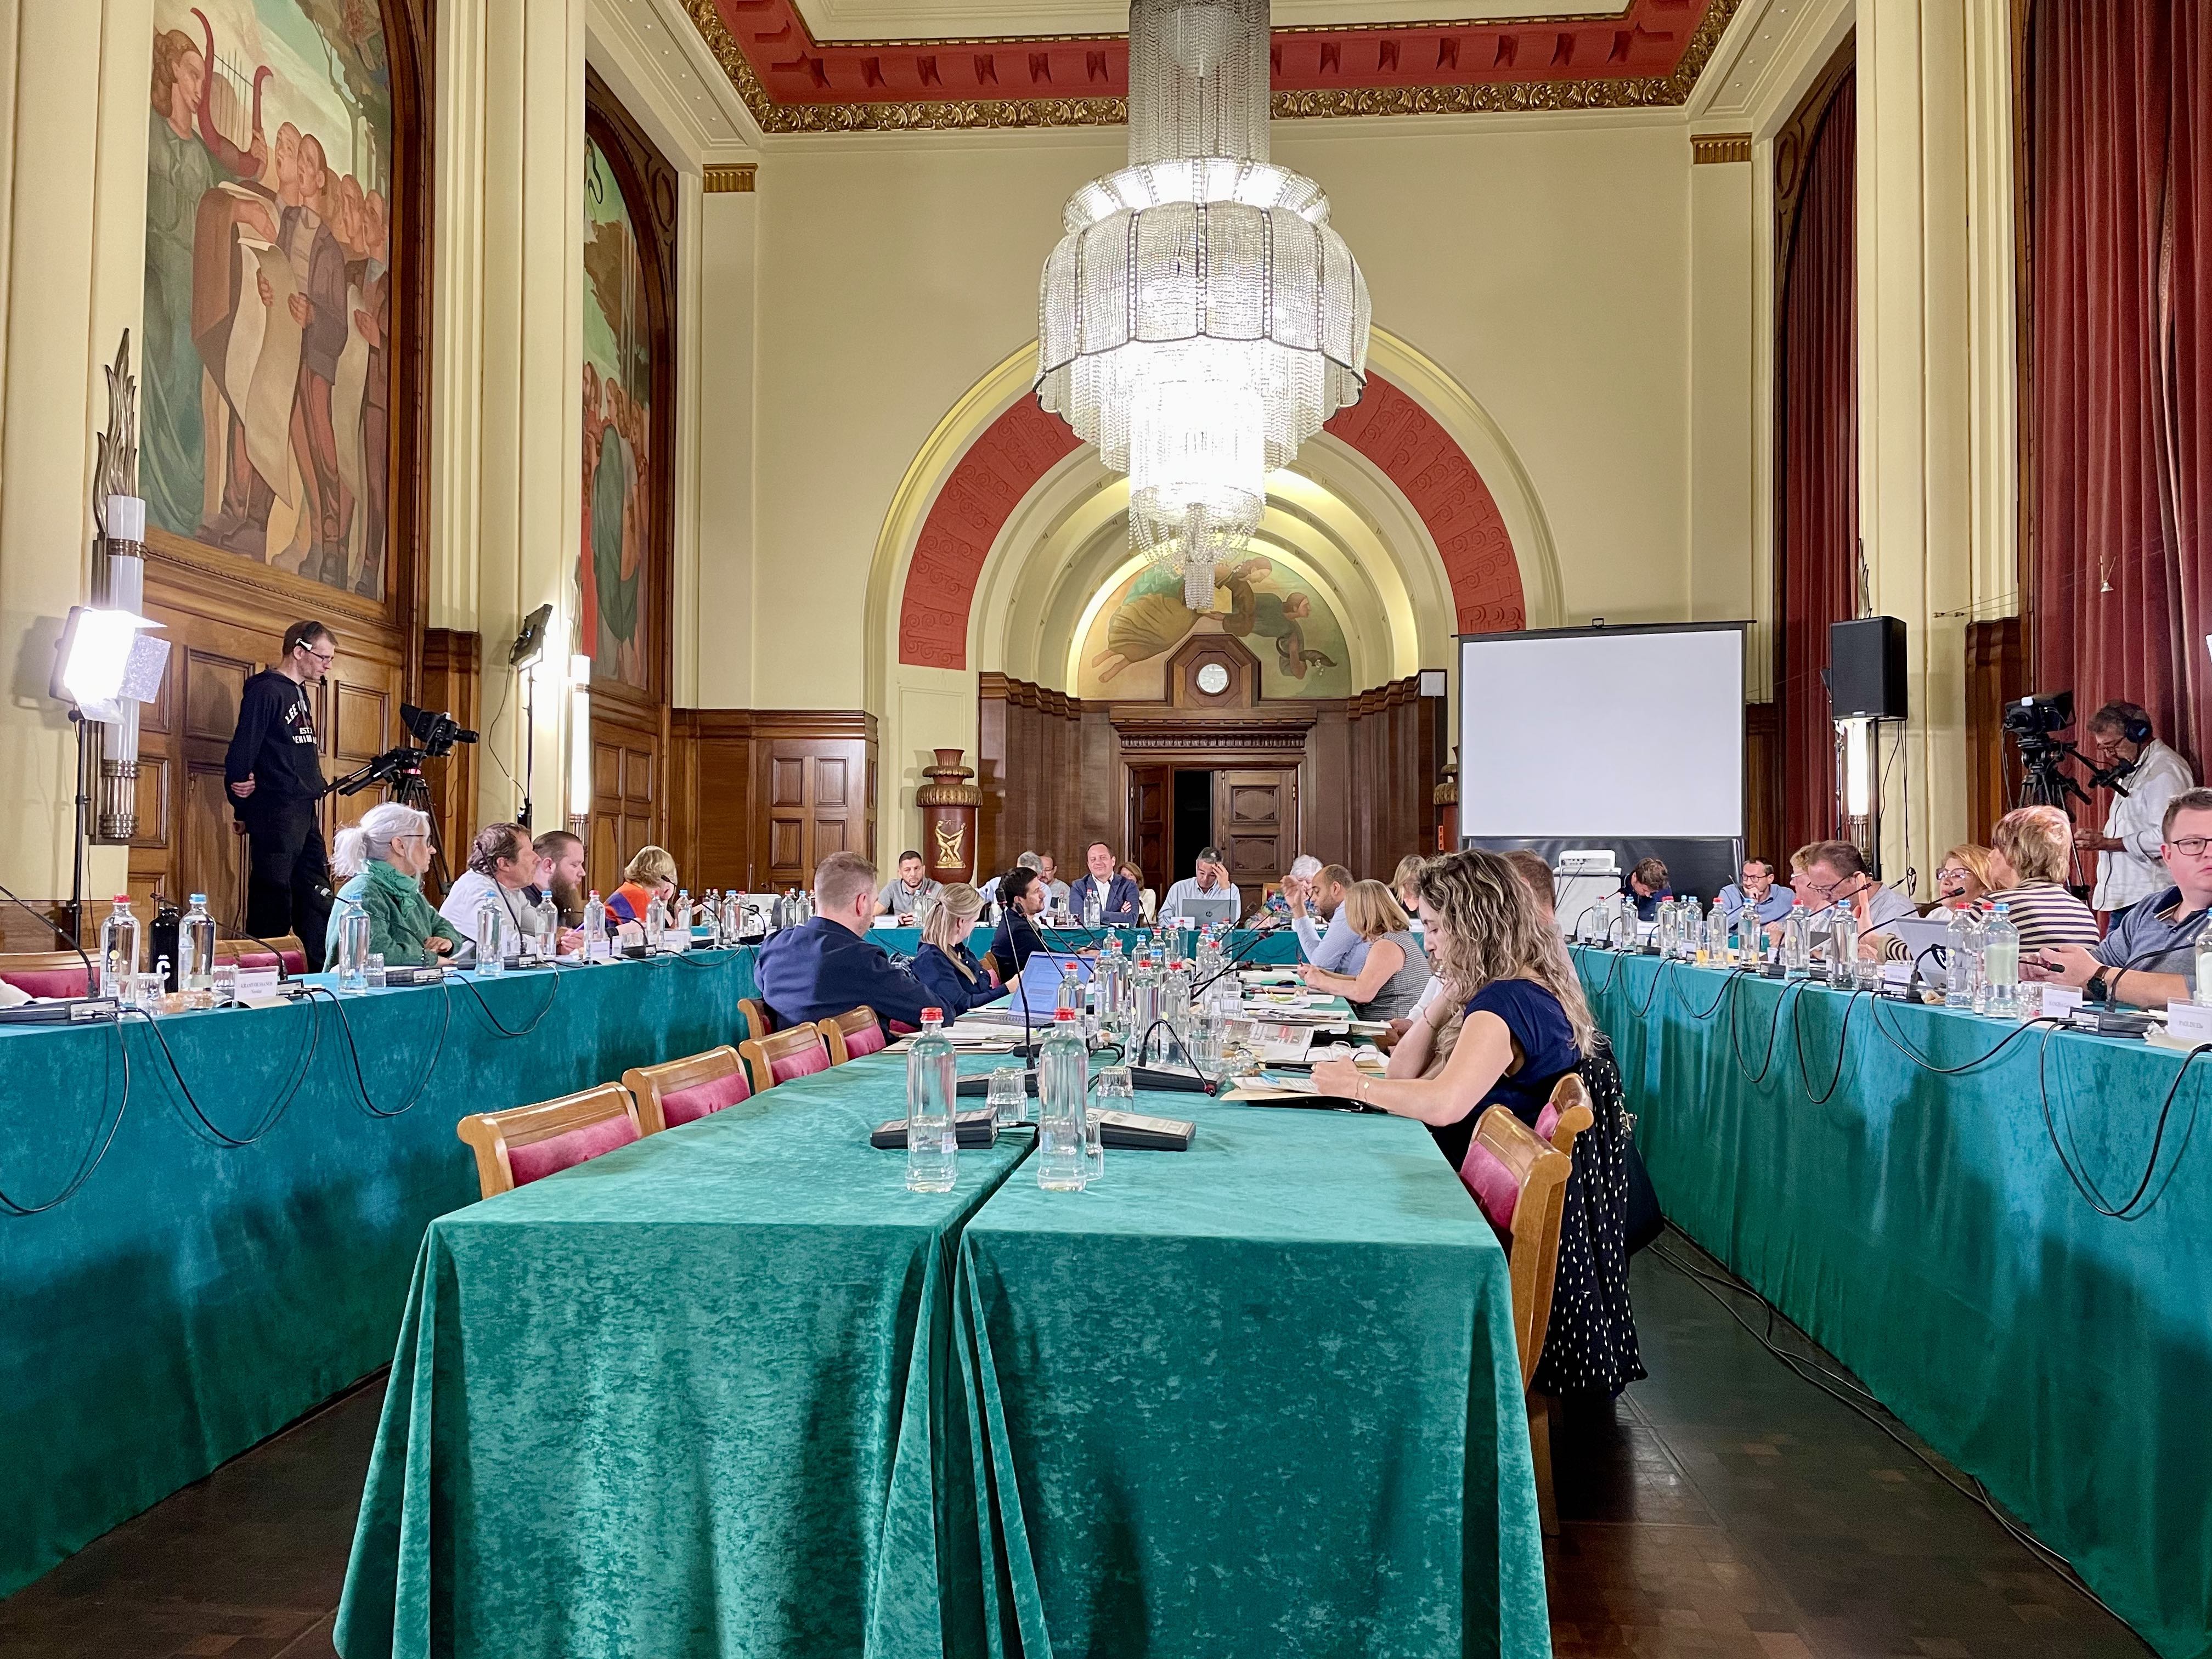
[1126,764,1296,894]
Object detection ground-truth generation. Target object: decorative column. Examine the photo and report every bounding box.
[915,748,981,884]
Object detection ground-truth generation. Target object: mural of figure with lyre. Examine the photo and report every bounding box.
[140,0,393,599]
[579,137,652,689]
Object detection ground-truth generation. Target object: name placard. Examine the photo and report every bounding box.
[232,967,280,1001]
[2165,1000,2212,1045]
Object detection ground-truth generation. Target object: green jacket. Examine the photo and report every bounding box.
[328,857,464,969]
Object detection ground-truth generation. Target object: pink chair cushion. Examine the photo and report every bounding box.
[507,1112,640,1187]
[1459,1141,1523,1232]
[1,968,92,999]
[838,1020,889,1059]
[660,1069,751,1127]
[770,1041,830,1084]
[1458,1104,1566,1230]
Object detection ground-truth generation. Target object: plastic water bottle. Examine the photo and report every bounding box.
[99,895,140,1004]
[675,889,693,938]
[1094,943,1126,1035]
[2194,932,2212,1008]
[179,894,217,1009]
[1944,906,1984,1008]
[1036,1008,1089,1191]
[905,1007,957,1193]
[1737,905,1764,968]
[1084,883,1103,928]
[580,891,609,960]
[720,889,744,947]
[1056,963,1084,1018]
[1706,898,1729,965]
[1654,898,1676,958]
[1163,959,1192,1041]
[335,901,372,994]
[645,894,669,952]
[1826,905,1859,985]
[1781,903,1812,973]
[1983,903,2021,1017]
[1129,952,1164,1064]
[1680,900,1705,963]
[475,893,507,976]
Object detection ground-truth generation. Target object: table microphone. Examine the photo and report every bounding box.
[0,878,100,996]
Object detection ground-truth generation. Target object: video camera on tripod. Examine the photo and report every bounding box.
[2001,691,2135,811]
[332,702,478,798]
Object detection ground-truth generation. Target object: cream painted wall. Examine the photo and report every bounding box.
[694,188,757,708]
[752,110,1699,727]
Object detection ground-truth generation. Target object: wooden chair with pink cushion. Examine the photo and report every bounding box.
[738,1025,832,1094]
[622,1046,752,1136]
[736,998,770,1044]
[215,934,308,976]
[1459,1072,1595,1537]
[0,951,95,1000]
[817,1006,889,1065]
[456,1083,645,1201]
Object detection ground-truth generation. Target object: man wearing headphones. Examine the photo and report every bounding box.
[2081,701,2196,915]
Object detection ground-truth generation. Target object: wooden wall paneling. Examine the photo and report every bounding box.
[1127,764,1170,887]
[1745,700,1782,862]
[743,711,878,890]
[419,629,482,859]
[1304,702,1352,870]
[1965,618,2025,845]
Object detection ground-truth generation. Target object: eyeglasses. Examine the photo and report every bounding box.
[2168,837,2212,857]
[301,648,336,665]
[1936,866,1973,883]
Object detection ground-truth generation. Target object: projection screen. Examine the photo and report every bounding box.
[1456,623,1747,839]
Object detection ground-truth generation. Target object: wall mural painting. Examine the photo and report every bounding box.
[143,0,393,599]
[580,138,651,690]
[1076,557,1353,701]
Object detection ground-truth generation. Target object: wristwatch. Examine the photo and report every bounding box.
[2085,970,2113,1005]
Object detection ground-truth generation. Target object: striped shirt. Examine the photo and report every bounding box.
[1988,883,2100,949]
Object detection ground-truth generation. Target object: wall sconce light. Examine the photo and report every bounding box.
[568,654,592,825]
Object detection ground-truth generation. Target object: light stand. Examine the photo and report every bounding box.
[51,601,168,941]
[509,603,553,830]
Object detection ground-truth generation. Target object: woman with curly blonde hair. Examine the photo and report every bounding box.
[1316,848,1594,1170]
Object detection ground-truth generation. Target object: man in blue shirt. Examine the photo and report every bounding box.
[2032,788,2212,1009]
[1716,857,1796,928]
[757,850,934,1034]
[1289,862,1371,974]
[1622,857,1673,922]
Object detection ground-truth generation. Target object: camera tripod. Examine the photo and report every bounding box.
[331,752,455,894]
[2016,738,2097,814]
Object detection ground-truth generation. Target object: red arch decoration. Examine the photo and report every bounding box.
[896,371,1524,670]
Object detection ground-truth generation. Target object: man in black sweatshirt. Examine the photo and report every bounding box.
[224,620,337,968]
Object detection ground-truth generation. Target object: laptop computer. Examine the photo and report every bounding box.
[1008,951,1092,1020]
[1177,894,1240,928]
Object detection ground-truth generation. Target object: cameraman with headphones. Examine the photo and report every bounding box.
[224,620,337,969]
[2079,701,2195,916]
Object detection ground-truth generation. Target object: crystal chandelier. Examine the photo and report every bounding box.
[1037,0,1370,608]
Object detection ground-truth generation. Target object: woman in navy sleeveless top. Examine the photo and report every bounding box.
[1313,850,1594,1170]
[911,882,1005,1019]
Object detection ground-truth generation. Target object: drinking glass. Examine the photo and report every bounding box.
[211,963,238,1008]
[988,1065,1028,1128]
[1089,1066,1131,1183]
[364,953,387,990]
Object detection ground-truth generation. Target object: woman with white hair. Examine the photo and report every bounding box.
[326,802,462,967]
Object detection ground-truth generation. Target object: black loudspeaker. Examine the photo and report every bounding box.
[1828,617,1908,720]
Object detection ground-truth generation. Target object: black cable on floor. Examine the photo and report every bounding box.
[1646,1234,2148,1644]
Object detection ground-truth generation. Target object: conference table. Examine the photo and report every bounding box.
[1573,946,2212,1659]
[331,1050,1548,1659]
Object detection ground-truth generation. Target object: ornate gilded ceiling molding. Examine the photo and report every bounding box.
[686,0,1743,134]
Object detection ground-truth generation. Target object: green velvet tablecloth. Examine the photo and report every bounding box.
[335,1050,1030,1659]
[1573,947,2212,1659]
[958,1097,1549,1659]
[0,949,758,1601]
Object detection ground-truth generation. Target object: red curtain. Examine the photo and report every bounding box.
[1776,73,1858,859]
[2030,1,2212,774]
